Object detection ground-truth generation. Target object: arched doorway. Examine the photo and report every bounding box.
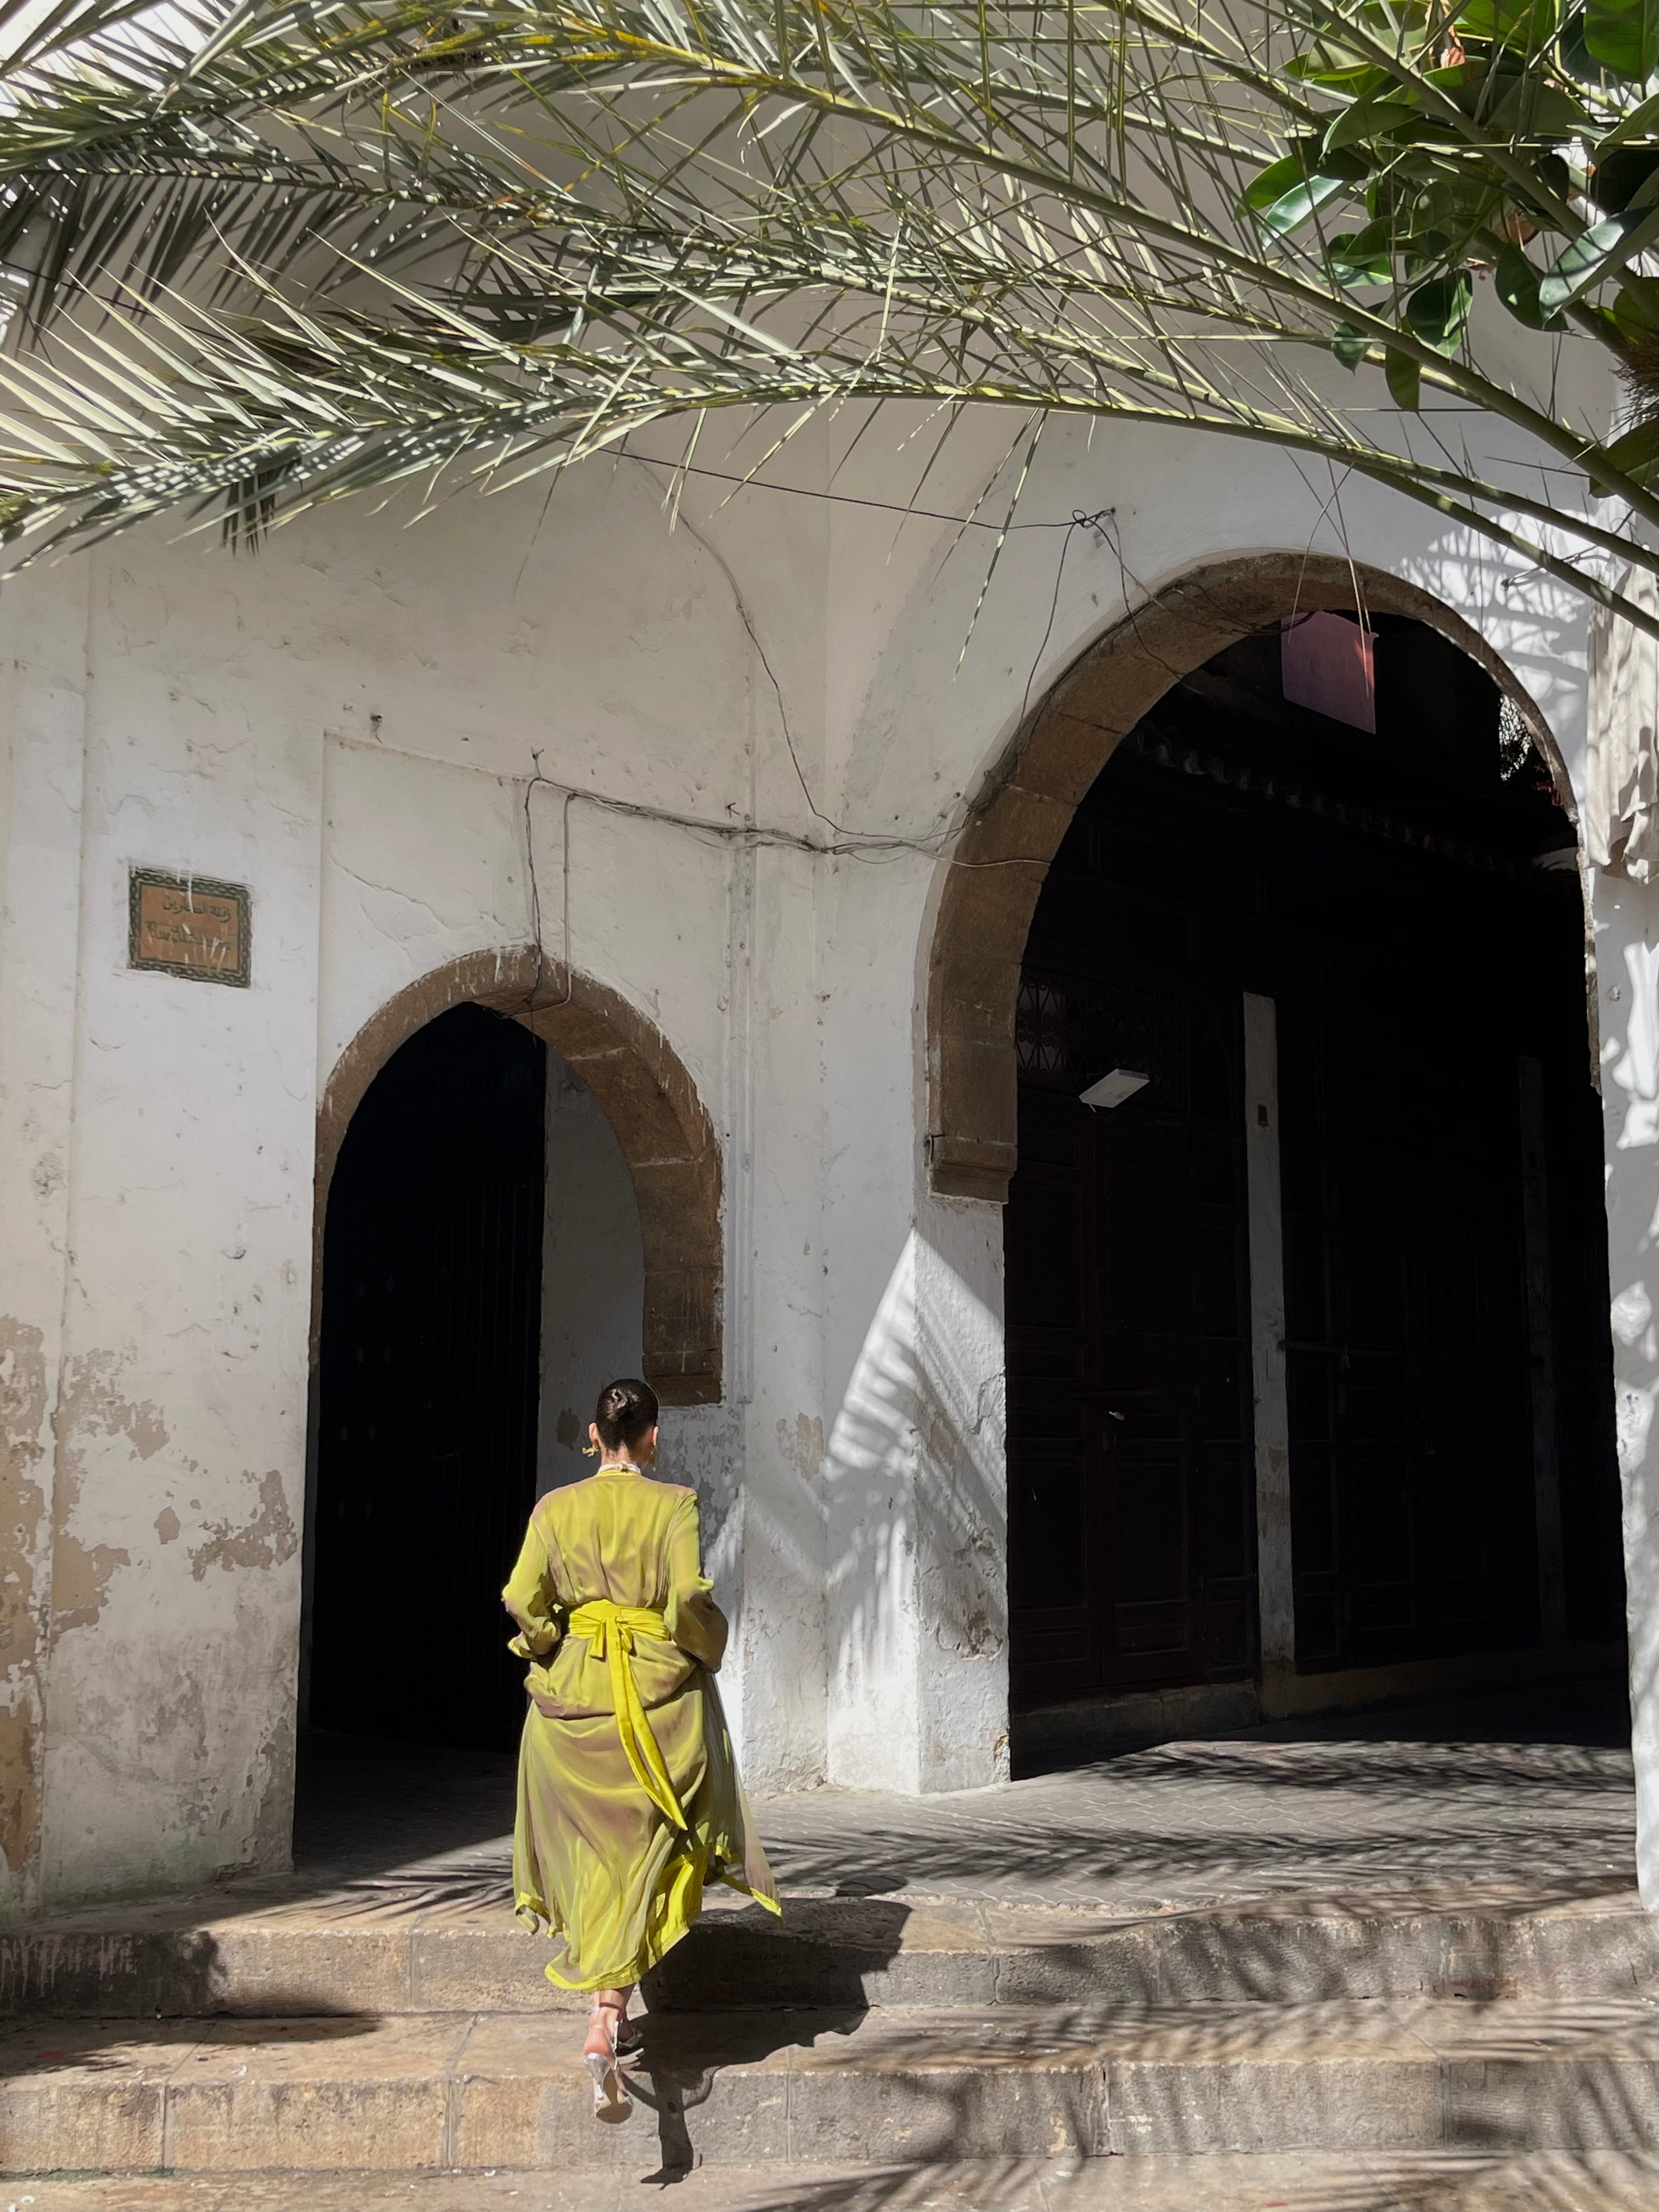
[302,951,723,1765]
[927,557,1624,1743]
[309,1004,549,1750]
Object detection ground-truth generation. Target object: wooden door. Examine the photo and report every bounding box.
[1280,993,1536,1668]
[1007,972,1257,1707]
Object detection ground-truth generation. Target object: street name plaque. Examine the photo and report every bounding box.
[128,868,251,987]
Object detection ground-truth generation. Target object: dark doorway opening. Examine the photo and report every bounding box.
[1006,617,1624,1723]
[307,1002,546,1752]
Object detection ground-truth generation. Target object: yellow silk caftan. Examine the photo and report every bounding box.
[502,1465,778,1991]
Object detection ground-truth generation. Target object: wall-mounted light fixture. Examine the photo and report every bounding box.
[1080,1069,1150,1110]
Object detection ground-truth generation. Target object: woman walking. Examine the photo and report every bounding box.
[503,1376,778,2114]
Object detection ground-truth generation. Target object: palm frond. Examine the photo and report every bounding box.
[0,0,1652,634]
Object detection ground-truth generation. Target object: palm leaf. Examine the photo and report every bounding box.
[0,0,1654,637]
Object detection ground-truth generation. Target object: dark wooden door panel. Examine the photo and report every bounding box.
[1008,974,1257,1706]
[1280,994,1539,1671]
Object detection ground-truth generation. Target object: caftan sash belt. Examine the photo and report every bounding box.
[568,1601,690,1835]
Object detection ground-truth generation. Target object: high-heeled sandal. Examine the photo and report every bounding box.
[584,2001,634,2119]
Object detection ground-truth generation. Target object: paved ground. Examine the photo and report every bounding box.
[4,1679,1647,2210]
[288,1678,1637,1923]
[14,2152,1659,2210]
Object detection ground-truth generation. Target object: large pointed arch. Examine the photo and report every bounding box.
[926,551,1575,1203]
[315,948,721,1401]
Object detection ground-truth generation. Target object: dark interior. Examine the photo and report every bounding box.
[306,1002,546,1752]
[1006,614,1624,1716]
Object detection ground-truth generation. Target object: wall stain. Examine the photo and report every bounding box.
[188,1470,297,1582]
[776,1412,825,1486]
[155,1508,181,1545]
[0,1707,37,1883]
[0,1318,50,1881]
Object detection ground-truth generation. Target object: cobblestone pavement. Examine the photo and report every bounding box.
[289,1677,1637,1919]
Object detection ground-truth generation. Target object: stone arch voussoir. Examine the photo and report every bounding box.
[926,552,1573,1206]
[315,948,721,1403]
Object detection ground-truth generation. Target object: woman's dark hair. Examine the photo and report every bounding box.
[594,1376,659,1453]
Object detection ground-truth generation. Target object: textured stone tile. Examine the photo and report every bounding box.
[1423,2005,1659,2151]
[408,1930,568,2013]
[785,2008,1103,2163]
[187,1927,413,2016]
[451,2006,795,2171]
[788,2063,1098,2166]
[620,2009,794,2169]
[0,2018,204,2175]
[0,1933,156,2018]
[658,1904,997,2014]
[1093,2001,1443,2155]
[1104,2050,1440,2157]
[444,2017,548,2172]
[161,2016,467,2172]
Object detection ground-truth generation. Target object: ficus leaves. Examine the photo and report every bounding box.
[1255,0,1659,398]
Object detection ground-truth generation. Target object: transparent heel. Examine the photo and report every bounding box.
[584,2007,634,2120]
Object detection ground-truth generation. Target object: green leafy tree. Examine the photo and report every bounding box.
[2,0,1659,631]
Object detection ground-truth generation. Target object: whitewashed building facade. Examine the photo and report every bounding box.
[4,399,1659,1918]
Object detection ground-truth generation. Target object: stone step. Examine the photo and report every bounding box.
[9,1997,1659,2175]
[4,1887,1652,2020]
[13,2152,1659,2212]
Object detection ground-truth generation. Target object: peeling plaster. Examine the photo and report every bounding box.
[48,1351,172,1642]
[188,1471,297,1582]
[59,1352,168,1463]
[49,1485,129,1640]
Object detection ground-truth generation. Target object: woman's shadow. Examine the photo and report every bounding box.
[628,1897,912,2181]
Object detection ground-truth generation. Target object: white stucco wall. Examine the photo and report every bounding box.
[537,1053,646,1495]
[1596,872,1659,1909]
[3,382,1644,1910]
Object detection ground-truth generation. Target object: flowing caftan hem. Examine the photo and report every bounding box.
[512,1672,778,1991]
[514,1838,778,1993]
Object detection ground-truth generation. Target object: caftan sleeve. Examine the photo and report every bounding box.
[663,1491,728,1672]
[502,1512,563,1658]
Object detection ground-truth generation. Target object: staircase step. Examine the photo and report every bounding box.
[9,1998,1659,2175]
[3,1887,1650,2018]
[13,2153,1659,2212]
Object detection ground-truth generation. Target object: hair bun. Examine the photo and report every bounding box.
[594,1376,659,1453]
